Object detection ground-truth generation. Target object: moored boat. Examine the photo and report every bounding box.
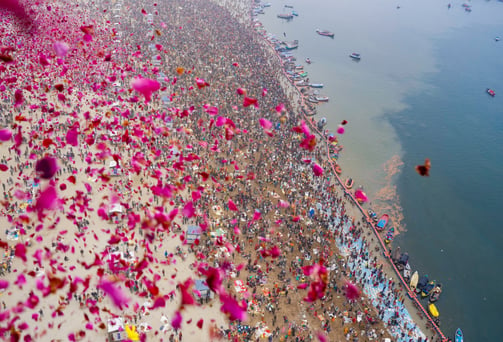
[428,303,440,318]
[409,271,419,292]
[345,178,354,189]
[429,284,442,303]
[309,83,324,88]
[455,328,463,342]
[416,274,429,294]
[307,96,319,103]
[376,214,389,231]
[315,96,329,102]
[284,40,299,50]
[317,117,327,130]
[316,29,334,38]
[487,88,496,96]
[421,279,436,297]
[350,52,361,60]
[384,227,395,244]
[403,262,411,279]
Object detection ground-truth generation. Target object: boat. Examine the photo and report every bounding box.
[308,96,319,103]
[316,29,334,38]
[349,53,361,60]
[455,328,463,342]
[403,263,411,279]
[284,40,299,50]
[317,117,327,129]
[345,178,354,189]
[421,279,436,298]
[284,5,294,8]
[384,227,395,244]
[262,3,272,7]
[428,303,440,318]
[315,96,329,102]
[305,58,311,64]
[416,274,429,294]
[487,88,496,97]
[292,10,299,16]
[309,83,324,88]
[409,271,419,292]
[429,284,442,303]
[495,37,501,42]
[277,13,294,19]
[376,214,389,231]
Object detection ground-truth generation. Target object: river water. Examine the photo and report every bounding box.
[255,0,503,340]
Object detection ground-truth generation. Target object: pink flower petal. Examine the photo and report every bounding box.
[35,156,59,179]
[53,41,69,57]
[131,77,160,103]
[98,278,130,309]
[259,118,272,130]
[228,199,238,211]
[182,201,195,218]
[0,128,12,141]
[312,163,324,177]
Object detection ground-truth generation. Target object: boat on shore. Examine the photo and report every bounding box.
[277,13,294,20]
[403,262,411,279]
[455,328,463,342]
[376,214,389,231]
[429,284,442,303]
[410,271,419,292]
[487,88,495,96]
[349,52,361,60]
[345,178,354,189]
[317,117,327,130]
[384,227,395,244]
[316,29,334,38]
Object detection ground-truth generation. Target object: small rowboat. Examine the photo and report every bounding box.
[384,227,395,244]
[487,88,495,97]
[428,303,439,318]
[376,214,389,231]
[409,271,419,292]
[350,52,361,60]
[345,178,354,189]
[455,328,463,342]
[429,284,442,303]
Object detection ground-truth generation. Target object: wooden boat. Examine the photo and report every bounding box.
[487,88,495,97]
[316,29,334,38]
[307,96,319,103]
[421,279,436,298]
[455,328,463,342]
[305,58,311,64]
[428,303,439,318]
[349,52,361,60]
[277,13,294,19]
[345,178,354,189]
[429,284,442,303]
[309,83,324,88]
[284,40,299,50]
[315,96,329,102]
[409,271,419,292]
[403,262,411,279]
[376,214,389,231]
[384,227,395,244]
[416,274,429,294]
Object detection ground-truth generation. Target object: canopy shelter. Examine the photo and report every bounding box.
[186,225,202,243]
[194,279,211,299]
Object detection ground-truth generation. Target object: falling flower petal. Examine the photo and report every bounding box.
[131,77,160,103]
[312,163,324,176]
[98,278,130,309]
[53,41,69,57]
[0,128,12,141]
[35,156,59,179]
[415,158,431,176]
[228,199,238,211]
